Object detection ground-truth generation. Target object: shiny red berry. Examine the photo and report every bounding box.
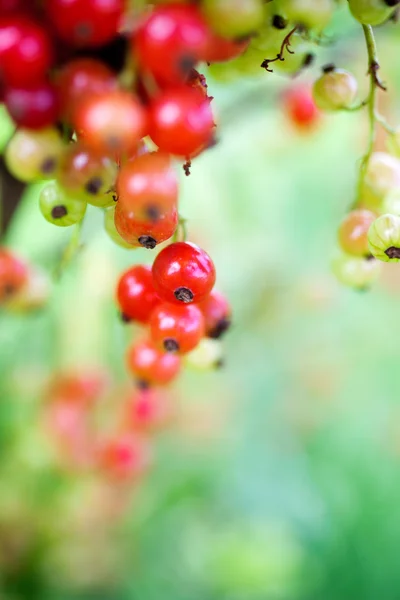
[116,265,160,323]
[149,302,205,354]
[116,152,179,223]
[126,338,181,385]
[0,16,54,87]
[5,81,59,129]
[134,4,210,86]
[55,58,117,122]
[152,241,216,304]
[46,0,125,47]
[198,290,231,338]
[0,248,28,303]
[73,90,147,155]
[148,87,214,158]
[114,201,178,249]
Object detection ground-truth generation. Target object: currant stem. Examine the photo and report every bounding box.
[356,25,385,204]
[173,216,188,243]
[54,219,84,279]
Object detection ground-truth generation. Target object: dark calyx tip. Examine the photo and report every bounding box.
[138,235,157,249]
[385,0,400,6]
[120,312,131,323]
[179,54,196,76]
[272,15,288,30]
[85,176,103,195]
[51,205,67,219]
[164,338,179,353]
[40,157,57,174]
[385,246,400,259]
[323,63,336,74]
[303,53,315,68]
[174,287,194,303]
[208,318,232,340]
[136,379,150,390]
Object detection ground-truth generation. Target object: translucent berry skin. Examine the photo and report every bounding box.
[331,252,381,289]
[348,0,398,25]
[337,209,376,258]
[0,248,28,303]
[73,90,147,155]
[4,82,59,129]
[125,388,172,432]
[149,302,205,354]
[368,214,400,262]
[116,152,178,223]
[99,434,151,481]
[148,87,214,158]
[55,58,117,122]
[201,0,264,39]
[39,182,87,227]
[365,152,400,199]
[5,127,65,183]
[283,85,319,130]
[57,143,117,207]
[114,202,178,249]
[278,0,334,30]
[0,16,54,87]
[126,338,181,384]
[198,290,231,338]
[185,337,223,370]
[134,5,210,86]
[104,206,138,249]
[46,0,125,47]
[152,242,216,305]
[116,265,161,323]
[313,68,358,111]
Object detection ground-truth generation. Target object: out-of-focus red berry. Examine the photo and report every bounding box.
[0,248,28,303]
[4,81,59,129]
[99,434,151,480]
[198,290,231,338]
[283,85,320,130]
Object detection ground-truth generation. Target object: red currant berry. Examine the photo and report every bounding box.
[126,338,181,385]
[73,90,147,155]
[0,0,28,12]
[149,302,205,354]
[283,85,320,131]
[114,201,178,249]
[116,152,178,223]
[116,265,160,323]
[4,81,59,129]
[134,4,210,86]
[46,0,125,47]
[125,387,172,432]
[148,87,215,158]
[0,248,28,303]
[99,434,151,480]
[0,16,54,87]
[198,290,231,339]
[204,34,249,63]
[55,58,117,122]
[152,241,216,304]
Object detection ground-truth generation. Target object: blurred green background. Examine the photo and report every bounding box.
[2,10,400,600]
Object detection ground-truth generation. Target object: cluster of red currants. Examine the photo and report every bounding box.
[117,243,231,388]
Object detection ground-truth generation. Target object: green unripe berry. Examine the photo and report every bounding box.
[331,252,381,289]
[277,0,334,31]
[364,152,400,199]
[201,0,264,39]
[312,66,358,111]
[382,189,400,216]
[5,128,65,183]
[39,182,87,227]
[368,213,400,262]
[348,0,399,26]
[185,338,223,371]
[104,206,138,249]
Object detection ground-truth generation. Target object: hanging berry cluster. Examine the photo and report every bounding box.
[1,0,400,381]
